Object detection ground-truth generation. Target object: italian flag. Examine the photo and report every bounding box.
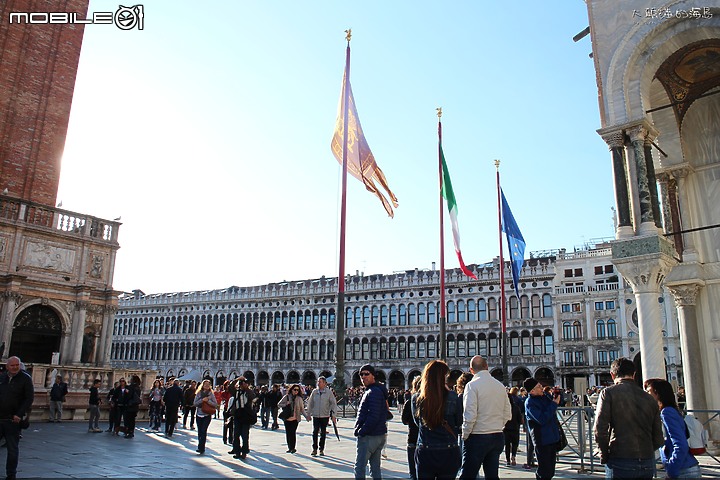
[441,144,477,280]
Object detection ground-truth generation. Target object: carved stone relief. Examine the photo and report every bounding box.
[23,241,75,273]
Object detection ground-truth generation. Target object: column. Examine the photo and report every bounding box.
[613,252,676,381]
[69,301,88,364]
[96,306,116,366]
[643,133,663,229]
[601,131,633,238]
[627,126,657,234]
[666,283,707,417]
[672,167,697,260]
[0,292,21,360]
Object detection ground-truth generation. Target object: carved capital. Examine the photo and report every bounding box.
[104,305,119,315]
[601,131,625,149]
[627,125,648,143]
[666,283,702,307]
[2,292,22,304]
[75,301,89,311]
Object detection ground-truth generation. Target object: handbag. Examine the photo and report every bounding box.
[201,400,217,416]
[278,404,292,421]
[555,419,568,452]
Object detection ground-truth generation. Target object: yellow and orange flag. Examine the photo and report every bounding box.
[330,73,398,218]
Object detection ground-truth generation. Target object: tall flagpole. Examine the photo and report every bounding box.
[495,159,509,385]
[438,108,446,362]
[335,29,351,392]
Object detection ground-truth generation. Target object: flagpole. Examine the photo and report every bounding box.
[495,159,509,386]
[335,29,351,393]
[438,108,446,362]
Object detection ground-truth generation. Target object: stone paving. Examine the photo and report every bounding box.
[6,416,718,478]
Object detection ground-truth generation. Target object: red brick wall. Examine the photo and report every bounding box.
[0,0,89,207]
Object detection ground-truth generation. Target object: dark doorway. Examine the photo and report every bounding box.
[10,305,62,363]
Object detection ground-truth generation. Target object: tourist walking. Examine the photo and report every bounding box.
[122,376,142,438]
[230,377,256,460]
[644,378,701,479]
[267,383,283,430]
[411,360,463,480]
[257,385,270,429]
[193,379,218,454]
[148,379,164,431]
[524,377,561,480]
[401,376,421,480]
[503,389,522,467]
[353,364,388,480]
[163,379,183,437]
[594,357,663,478]
[458,355,511,480]
[278,383,310,454]
[48,374,67,422]
[88,379,102,433]
[306,376,338,456]
[183,381,197,429]
[0,356,34,480]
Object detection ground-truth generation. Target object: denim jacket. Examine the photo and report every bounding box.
[412,390,462,448]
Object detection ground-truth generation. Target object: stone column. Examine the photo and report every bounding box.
[601,131,633,238]
[666,283,707,417]
[96,305,115,366]
[627,126,657,235]
[0,292,21,360]
[69,301,88,364]
[643,133,663,229]
[612,236,677,381]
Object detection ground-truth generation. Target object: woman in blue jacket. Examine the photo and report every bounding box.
[524,378,561,480]
[411,360,462,479]
[644,378,700,479]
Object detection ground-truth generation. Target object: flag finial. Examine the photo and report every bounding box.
[436,107,442,119]
[345,29,352,42]
[494,159,500,170]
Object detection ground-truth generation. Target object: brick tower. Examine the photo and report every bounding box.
[0,0,89,206]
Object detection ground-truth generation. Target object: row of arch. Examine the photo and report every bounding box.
[164,365,556,389]
[562,319,617,340]
[114,294,554,337]
[112,329,554,362]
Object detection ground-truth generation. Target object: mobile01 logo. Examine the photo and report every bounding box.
[9,5,144,30]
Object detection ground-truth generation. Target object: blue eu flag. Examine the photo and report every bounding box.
[501,189,526,296]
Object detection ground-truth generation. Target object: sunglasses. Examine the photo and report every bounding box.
[360,372,372,377]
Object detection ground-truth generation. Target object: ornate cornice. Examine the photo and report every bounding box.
[666,283,703,307]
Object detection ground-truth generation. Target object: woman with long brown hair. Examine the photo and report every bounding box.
[412,360,462,479]
[278,383,309,454]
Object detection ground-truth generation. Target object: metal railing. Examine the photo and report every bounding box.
[555,407,720,474]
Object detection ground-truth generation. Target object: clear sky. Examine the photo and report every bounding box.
[57,0,613,295]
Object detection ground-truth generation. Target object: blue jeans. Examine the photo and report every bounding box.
[676,463,701,478]
[261,406,270,428]
[415,445,461,480]
[354,434,386,479]
[459,432,504,480]
[196,414,211,452]
[604,457,655,478]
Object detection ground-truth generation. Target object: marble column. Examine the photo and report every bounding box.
[612,237,677,382]
[0,292,21,360]
[643,133,663,229]
[601,131,633,238]
[627,126,657,235]
[666,283,707,418]
[69,301,88,364]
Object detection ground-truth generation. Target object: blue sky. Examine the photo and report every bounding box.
[57,1,612,294]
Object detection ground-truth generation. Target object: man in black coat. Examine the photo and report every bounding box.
[0,357,34,480]
[230,377,256,460]
[163,379,183,437]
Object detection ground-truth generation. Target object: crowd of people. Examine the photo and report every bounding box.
[31,355,705,480]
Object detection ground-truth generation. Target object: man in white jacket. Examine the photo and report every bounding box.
[306,376,338,456]
[459,356,511,480]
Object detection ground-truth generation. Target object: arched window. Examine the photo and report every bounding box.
[543,330,554,354]
[408,337,416,358]
[573,321,582,339]
[362,338,369,359]
[428,302,437,324]
[447,301,456,323]
[447,335,456,357]
[363,306,370,327]
[354,307,362,328]
[305,310,312,330]
[399,304,407,325]
[457,300,466,322]
[509,296,519,319]
[510,331,520,355]
[288,311,295,330]
[478,299,487,321]
[418,303,426,324]
[562,322,572,340]
[533,330,543,355]
[521,330,531,355]
[417,336,426,358]
[542,294,552,317]
[371,306,379,327]
[320,310,327,329]
[457,334,466,357]
[488,297,497,320]
[531,294,541,318]
[489,333,498,356]
[520,295,530,318]
[380,305,388,326]
[596,320,606,339]
[467,299,476,322]
[607,319,617,338]
[427,336,436,358]
[408,304,417,325]
[390,305,398,326]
